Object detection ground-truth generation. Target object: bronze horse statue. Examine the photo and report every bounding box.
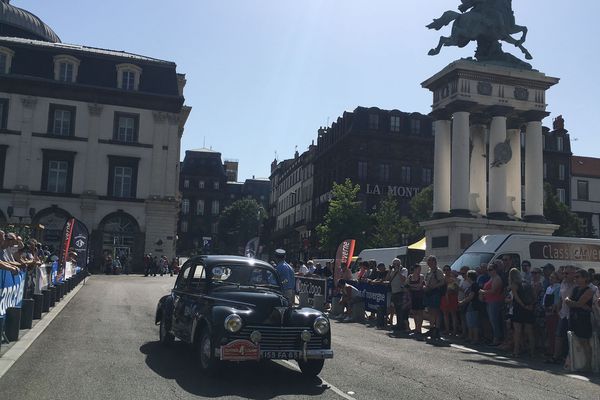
[427,0,532,62]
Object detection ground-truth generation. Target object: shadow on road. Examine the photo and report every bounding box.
[140,341,328,399]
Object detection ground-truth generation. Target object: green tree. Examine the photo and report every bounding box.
[410,185,433,223]
[217,199,266,254]
[543,183,584,237]
[316,179,369,254]
[369,194,402,247]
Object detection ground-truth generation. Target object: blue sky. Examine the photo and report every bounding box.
[19,0,600,180]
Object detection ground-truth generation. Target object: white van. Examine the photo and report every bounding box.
[450,234,600,273]
[356,246,425,268]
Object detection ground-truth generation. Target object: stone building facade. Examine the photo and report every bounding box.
[0,3,190,271]
[571,156,600,238]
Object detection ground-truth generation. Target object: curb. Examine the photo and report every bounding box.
[0,276,89,380]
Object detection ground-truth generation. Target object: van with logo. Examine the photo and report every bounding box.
[450,234,600,273]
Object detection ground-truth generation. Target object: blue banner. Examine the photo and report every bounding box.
[355,281,389,312]
[0,269,27,319]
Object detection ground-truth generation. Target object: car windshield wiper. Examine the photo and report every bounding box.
[254,283,281,290]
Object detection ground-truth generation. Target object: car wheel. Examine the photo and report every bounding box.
[197,331,218,372]
[297,359,325,377]
[159,313,174,345]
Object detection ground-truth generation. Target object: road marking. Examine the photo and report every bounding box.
[565,374,590,382]
[280,359,358,400]
[0,279,87,380]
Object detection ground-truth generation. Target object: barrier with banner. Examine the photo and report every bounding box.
[35,264,49,294]
[0,269,27,319]
[296,276,327,302]
[297,277,388,312]
[355,281,389,312]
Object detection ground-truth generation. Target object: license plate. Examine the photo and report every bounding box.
[262,350,301,360]
[221,340,260,361]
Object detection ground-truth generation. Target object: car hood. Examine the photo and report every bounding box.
[210,288,289,309]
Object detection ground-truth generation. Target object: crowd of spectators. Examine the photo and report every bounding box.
[299,254,600,372]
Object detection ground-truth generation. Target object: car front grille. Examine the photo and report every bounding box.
[230,326,325,351]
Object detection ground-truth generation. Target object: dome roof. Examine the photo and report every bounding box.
[0,0,60,43]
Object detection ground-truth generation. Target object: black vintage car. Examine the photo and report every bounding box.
[155,255,333,376]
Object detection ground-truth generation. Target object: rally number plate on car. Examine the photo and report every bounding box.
[221,340,260,361]
[262,351,301,359]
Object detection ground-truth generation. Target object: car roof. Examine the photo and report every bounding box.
[187,255,275,270]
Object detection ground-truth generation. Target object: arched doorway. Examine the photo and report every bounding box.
[0,210,6,224]
[96,211,143,272]
[32,207,71,253]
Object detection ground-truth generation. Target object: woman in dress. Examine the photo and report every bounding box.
[440,265,459,337]
[510,268,535,357]
[565,269,594,371]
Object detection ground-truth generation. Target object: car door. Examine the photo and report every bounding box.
[178,262,207,343]
[172,261,194,338]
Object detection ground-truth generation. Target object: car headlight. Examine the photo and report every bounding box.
[224,314,243,333]
[313,316,329,335]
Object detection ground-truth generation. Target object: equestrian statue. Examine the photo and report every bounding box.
[427,0,533,69]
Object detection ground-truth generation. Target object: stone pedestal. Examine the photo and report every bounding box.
[421,60,560,264]
[421,217,558,266]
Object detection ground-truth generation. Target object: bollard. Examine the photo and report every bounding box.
[0,318,4,349]
[64,279,70,293]
[57,283,64,300]
[351,301,366,324]
[49,287,56,307]
[329,297,344,317]
[5,307,21,341]
[33,294,43,319]
[298,292,310,308]
[20,298,34,329]
[68,278,73,291]
[42,289,50,312]
[313,294,325,311]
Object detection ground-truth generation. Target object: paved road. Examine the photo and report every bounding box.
[0,275,598,400]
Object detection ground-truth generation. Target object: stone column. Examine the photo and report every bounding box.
[469,124,487,215]
[524,112,548,222]
[488,107,512,219]
[450,111,471,216]
[506,127,522,219]
[432,118,451,217]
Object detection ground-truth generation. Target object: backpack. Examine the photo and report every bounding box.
[518,283,535,306]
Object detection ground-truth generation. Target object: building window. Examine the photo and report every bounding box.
[211,222,219,234]
[401,166,411,184]
[181,220,188,233]
[183,179,189,188]
[369,114,379,130]
[557,136,564,151]
[0,98,7,129]
[53,55,80,83]
[181,199,190,215]
[196,200,205,215]
[41,149,75,194]
[0,145,6,189]
[199,180,205,189]
[378,163,390,182]
[577,180,589,201]
[543,162,547,179]
[556,188,566,203]
[107,156,139,198]
[390,115,401,132]
[422,168,432,185]
[212,200,220,215]
[214,181,220,190]
[558,164,565,181]
[410,119,421,135]
[0,46,15,74]
[358,161,368,180]
[116,63,142,91]
[48,104,76,136]
[113,112,139,143]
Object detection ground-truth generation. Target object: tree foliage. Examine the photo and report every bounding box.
[368,194,419,247]
[316,179,369,254]
[217,199,266,254]
[410,185,433,223]
[543,183,584,237]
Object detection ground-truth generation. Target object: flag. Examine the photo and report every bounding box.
[245,237,260,258]
[58,218,89,281]
[334,239,356,284]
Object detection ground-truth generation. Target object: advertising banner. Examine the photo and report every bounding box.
[35,264,49,294]
[58,218,89,281]
[355,282,389,312]
[57,218,75,282]
[334,239,356,284]
[530,242,600,263]
[0,269,27,319]
[71,219,90,269]
[296,276,327,301]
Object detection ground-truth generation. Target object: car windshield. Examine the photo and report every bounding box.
[210,264,281,289]
[450,252,494,271]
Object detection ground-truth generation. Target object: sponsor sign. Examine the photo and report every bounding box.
[356,281,389,312]
[220,340,260,361]
[296,276,327,300]
[529,242,600,263]
[334,239,356,285]
[35,264,49,294]
[0,270,27,319]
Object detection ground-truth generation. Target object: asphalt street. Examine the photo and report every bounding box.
[0,275,598,400]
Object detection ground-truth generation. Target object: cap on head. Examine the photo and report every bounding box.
[275,249,286,258]
[6,232,17,240]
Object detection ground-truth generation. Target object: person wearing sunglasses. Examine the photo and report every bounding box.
[547,265,576,364]
[479,261,504,346]
[565,269,594,371]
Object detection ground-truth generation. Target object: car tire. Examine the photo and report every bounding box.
[297,359,325,377]
[159,313,174,345]
[197,331,218,373]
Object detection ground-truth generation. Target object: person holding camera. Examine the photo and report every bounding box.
[387,259,411,336]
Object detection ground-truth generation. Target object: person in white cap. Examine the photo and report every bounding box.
[274,249,295,305]
[387,258,411,336]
